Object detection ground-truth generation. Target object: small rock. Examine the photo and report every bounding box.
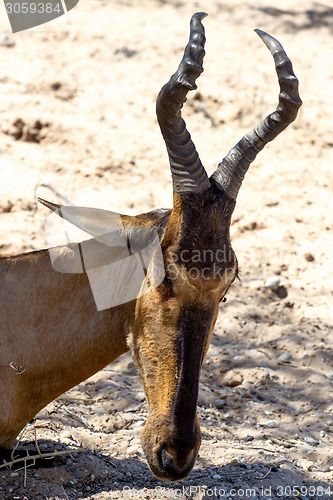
[51,81,62,91]
[0,200,14,214]
[127,446,139,456]
[304,252,315,262]
[327,419,333,426]
[265,276,280,291]
[246,435,255,442]
[222,371,243,387]
[212,473,222,480]
[60,430,73,440]
[304,436,319,446]
[229,457,239,465]
[266,420,278,428]
[10,472,19,478]
[277,285,288,299]
[215,399,227,408]
[278,352,293,362]
[0,34,15,47]
[135,391,145,402]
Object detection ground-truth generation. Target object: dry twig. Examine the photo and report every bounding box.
[0,447,86,471]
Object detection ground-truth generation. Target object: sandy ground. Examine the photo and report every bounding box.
[0,0,333,498]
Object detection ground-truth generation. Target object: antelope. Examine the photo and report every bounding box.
[0,13,301,481]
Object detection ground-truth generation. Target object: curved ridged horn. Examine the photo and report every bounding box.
[156,12,210,194]
[211,30,302,200]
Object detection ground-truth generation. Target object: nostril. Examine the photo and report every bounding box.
[160,447,175,470]
[158,446,196,481]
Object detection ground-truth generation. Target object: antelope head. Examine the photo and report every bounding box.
[39,13,301,481]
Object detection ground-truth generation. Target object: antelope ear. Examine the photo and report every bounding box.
[38,197,128,247]
[38,198,165,310]
[38,197,165,269]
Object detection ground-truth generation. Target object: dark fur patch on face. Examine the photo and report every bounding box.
[170,304,214,441]
[170,183,236,278]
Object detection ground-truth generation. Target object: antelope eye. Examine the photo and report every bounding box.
[163,275,173,287]
[220,296,227,303]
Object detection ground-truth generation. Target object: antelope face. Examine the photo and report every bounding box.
[129,188,238,481]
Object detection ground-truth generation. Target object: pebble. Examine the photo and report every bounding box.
[10,472,19,478]
[304,436,319,445]
[229,454,244,465]
[304,252,315,262]
[127,446,139,456]
[215,398,227,408]
[135,391,145,402]
[212,473,222,480]
[222,371,243,387]
[265,276,280,291]
[327,419,333,426]
[60,430,73,440]
[278,352,293,362]
[0,34,15,47]
[266,420,278,428]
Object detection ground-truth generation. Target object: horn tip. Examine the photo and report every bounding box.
[193,12,208,21]
[254,28,283,55]
[38,197,62,215]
